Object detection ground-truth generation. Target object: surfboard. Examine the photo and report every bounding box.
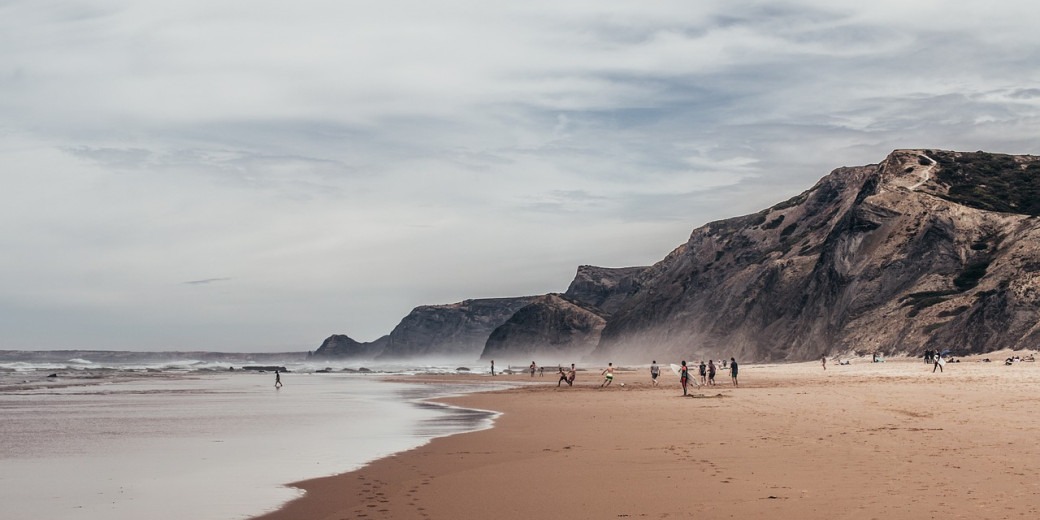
[670,363,682,376]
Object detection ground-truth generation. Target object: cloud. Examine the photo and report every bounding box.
[183,277,232,285]
[2,0,1040,350]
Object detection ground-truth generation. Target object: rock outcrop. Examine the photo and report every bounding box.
[563,265,649,315]
[375,297,538,359]
[312,334,388,358]
[589,149,1040,363]
[479,294,607,362]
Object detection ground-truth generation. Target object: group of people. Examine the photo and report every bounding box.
[517,358,741,394]
[673,358,738,395]
[557,364,577,386]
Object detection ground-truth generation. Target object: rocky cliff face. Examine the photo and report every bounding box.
[376,297,538,359]
[312,334,387,358]
[479,294,607,363]
[563,265,650,315]
[590,149,1040,363]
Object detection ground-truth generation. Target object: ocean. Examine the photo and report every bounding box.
[0,352,507,520]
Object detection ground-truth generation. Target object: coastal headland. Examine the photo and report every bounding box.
[254,352,1040,520]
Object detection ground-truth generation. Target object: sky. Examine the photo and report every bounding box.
[3,1,1040,352]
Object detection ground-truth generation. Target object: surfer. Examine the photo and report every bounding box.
[601,363,615,387]
[650,360,661,386]
[679,361,690,395]
[933,352,945,373]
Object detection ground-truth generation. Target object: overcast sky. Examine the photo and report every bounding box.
[3,1,1039,351]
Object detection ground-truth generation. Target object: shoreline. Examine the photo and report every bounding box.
[253,355,1040,520]
[0,371,510,520]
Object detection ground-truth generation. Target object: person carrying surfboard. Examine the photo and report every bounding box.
[679,360,690,396]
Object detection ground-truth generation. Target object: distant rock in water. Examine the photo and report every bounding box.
[376,297,537,359]
[480,294,607,363]
[592,149,1040,362]
[312,334,388,359]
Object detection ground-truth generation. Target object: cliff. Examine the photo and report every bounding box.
[375,297,538,359]
[312,334,388,359]
[479,294,607,363]
[563,265,650,315]
[588,149,1040,363]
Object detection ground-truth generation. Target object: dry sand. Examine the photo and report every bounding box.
[254,353,1040,520]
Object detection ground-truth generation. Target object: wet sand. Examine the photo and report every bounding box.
[254,353,1040,520]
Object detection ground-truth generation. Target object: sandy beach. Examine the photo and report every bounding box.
[254,353,1040,520]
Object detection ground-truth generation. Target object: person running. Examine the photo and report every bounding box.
[650,360,661,387]
[557,367,570,387]
[679,360,690,396]
[601,363,615,387]
[707,360,717,386]
[730,357,739,386]
[698,360,707,386]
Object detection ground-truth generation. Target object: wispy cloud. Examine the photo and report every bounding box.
[182,277,232,286]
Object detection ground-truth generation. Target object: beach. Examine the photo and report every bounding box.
[256,354,1040,520]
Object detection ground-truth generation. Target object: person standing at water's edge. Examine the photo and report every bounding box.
[530,361,537,377]
[650,360,661,387]
[274,370,282,389]
[730,358,738,386]
[491,360,495,376]
[601,363,614,387]
[679,361,690,396]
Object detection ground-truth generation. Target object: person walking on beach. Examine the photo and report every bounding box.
[699,360,707,386]
[601,363,615,387]
[730,357,739,386]
[679,360,690,396]
[558,367,570,387]
[707,360,717,386]
[650,360,661,387]
[822,355,827,370]
[274,370,282,389]
[933,351,945,373]
[530,361,537,377]
[568,363,576,385]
